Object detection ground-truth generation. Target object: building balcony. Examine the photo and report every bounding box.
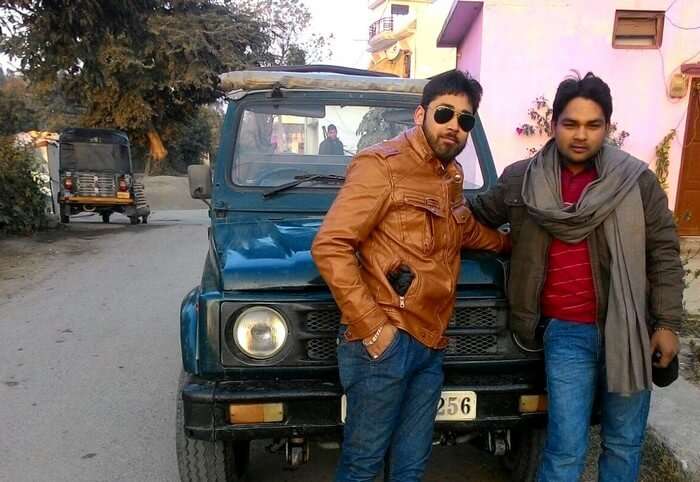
[369,17,394,39]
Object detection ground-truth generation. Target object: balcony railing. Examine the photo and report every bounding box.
[368,17,394,39]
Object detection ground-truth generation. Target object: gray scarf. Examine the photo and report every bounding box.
[522,139,651,394]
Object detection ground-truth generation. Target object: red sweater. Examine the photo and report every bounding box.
[541,165,598,323]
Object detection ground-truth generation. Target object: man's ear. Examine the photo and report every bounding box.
[414,105,425,126]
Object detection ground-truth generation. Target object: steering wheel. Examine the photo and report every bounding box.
[256,167,312,185]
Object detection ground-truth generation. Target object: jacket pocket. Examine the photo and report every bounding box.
[401,192,446,255]
[504,195,526,238]
[450,203,470,250]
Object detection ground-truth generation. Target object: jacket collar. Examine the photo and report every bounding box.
[405,126,453,174]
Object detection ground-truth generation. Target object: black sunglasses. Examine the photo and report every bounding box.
[433,106,476,132]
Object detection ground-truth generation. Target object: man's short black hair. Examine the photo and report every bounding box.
[420,69,483,113]
[327,124,337,131]
[552,71,613,124]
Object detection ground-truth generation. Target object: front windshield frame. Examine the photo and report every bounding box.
[223,91,491,196]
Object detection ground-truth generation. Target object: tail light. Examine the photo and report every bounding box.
[63,176,73,192]
[118,177,129,192]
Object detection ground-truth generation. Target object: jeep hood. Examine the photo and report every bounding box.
[216,218,505,291]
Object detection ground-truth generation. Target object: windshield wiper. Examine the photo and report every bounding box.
[263,174,346,198]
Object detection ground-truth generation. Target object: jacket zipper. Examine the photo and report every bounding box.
[532,236,552,339]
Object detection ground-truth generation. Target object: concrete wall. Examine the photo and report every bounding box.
[369,0,457,78]
[411,1,457,78]
[454,0,700,207]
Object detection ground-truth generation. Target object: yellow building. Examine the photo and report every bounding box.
[367,0,456,78]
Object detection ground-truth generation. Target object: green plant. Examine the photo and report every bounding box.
[515,96,629,155]
[654,129,676,191]
[0,137,48,234]
[681,247,700,321]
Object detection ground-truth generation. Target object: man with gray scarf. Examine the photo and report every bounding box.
[470,72,683,481]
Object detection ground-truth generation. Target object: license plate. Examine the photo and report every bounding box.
[436,390,477,421]
[340,390,477,423]
[117,192,130,199]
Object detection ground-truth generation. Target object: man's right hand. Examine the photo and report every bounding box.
[363,324,398,359]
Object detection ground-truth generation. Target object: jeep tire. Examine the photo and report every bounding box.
[501,427,546,482]
[176,371,250,481]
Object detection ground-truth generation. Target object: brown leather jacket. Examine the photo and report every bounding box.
[311,127,509,349]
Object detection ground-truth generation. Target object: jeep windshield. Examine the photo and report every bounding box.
[231,102,485,190]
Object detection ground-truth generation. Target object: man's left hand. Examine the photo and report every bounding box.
[650,329,680,368]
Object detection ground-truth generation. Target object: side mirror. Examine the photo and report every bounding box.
[188,164,212,199]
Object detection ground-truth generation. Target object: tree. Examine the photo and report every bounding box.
[1,0,269,173]
[356,108,408,151]
[237,0,333,66]
[168,106,215,173]
[0,72,39,135]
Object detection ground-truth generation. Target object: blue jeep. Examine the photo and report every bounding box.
[177,66,546,481]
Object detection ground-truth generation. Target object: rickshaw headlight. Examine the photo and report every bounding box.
[233,307,288,359]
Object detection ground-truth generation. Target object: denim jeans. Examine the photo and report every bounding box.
[335,326,444,482]
[537,319,652,482]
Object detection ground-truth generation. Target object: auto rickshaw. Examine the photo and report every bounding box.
[58,128,150,224]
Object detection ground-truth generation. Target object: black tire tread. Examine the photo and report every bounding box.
[502,427,546,482]
[176,371,228,482]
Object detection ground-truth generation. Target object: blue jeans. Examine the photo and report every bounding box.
[335,326,444,482]
[537,319,651,482]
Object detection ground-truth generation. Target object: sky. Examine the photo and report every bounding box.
[304,0,372,69]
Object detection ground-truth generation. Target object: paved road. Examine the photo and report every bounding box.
[0,210,507,482]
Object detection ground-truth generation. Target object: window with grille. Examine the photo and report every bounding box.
[613,10,664,49]
[391,4,409,16]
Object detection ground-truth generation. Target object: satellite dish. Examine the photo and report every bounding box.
[385,42,401,61]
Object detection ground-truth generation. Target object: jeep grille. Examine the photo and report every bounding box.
[303,304,503,361]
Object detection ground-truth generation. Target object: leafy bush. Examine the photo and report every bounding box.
[0,137,48,234]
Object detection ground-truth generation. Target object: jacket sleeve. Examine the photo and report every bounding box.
[311,153,392,339]
[640,170,684,331]
[468,169,511,228]
[461,205,511,253]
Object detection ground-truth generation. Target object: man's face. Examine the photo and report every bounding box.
[415,93,472,163]
[552,97,608,164]
[328,128,337,140]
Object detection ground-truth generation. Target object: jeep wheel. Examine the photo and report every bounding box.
[501,427,546,482]
[176,372,250,481]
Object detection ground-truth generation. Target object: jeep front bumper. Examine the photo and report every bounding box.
[180,368,547,442]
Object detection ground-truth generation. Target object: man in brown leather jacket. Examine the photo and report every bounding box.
[312,70,509,482]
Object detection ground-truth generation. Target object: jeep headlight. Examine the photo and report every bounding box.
[233,307,288,359]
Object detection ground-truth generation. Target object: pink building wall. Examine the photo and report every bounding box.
[453,0,700,208]
[457,7,483,79]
